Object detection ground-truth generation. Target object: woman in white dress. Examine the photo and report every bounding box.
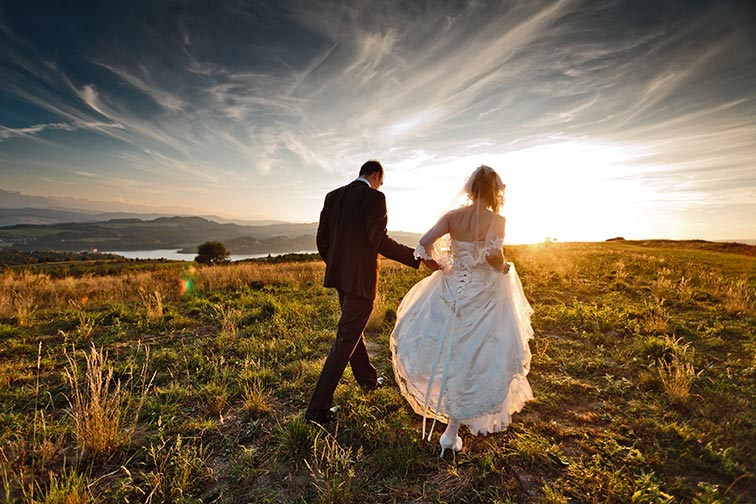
[390,165,534,457]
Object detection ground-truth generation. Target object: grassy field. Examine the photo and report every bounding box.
[0,241,754,503]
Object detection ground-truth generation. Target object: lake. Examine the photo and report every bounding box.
[106,249,316,262]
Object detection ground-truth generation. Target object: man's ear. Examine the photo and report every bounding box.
[368,172,379,188]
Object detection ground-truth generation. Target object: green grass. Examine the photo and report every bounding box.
[0,241,754,502]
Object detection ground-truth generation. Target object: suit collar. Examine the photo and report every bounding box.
[349,179,371,189]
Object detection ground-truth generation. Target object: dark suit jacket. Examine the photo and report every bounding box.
[317,180,420,299]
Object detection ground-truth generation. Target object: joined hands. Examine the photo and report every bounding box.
[421,258,441,271]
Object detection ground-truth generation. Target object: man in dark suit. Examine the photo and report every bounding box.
[305,160,437,423]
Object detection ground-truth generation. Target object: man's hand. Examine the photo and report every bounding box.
[422,258,440,271]
[501,262,511,274]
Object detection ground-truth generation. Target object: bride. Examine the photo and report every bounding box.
[390,165,534,457]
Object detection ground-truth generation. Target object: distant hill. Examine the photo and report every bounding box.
[609,239,756,257]
[0,216,318,252]
[0,208,103,226]
[0,188,285,226]
[195,235,317,254]
[0,206,286,227]
[0,215,423,255]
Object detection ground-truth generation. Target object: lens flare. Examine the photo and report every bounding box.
[179,266,196,296]
[179,278,192,296]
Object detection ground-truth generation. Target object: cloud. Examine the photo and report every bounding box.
[77,84,107,117]
[0,120,123,142]
[92,61,186,112]
[1,0,755,236]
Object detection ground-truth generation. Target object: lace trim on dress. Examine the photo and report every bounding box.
[413,244,433,261]
[445,237,504,271]
[480,237,504,256]
[415,243,453,271]
[415,238,503,270]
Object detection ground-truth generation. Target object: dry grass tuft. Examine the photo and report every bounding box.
[426,465,476,501]
[68,299,99,340]
[142,429,209,504]
[699,273,754,316]
[652,267,675,299]
[138,287,164,323]
[0,360,29,388]
[39,464,93,504]
[641,299,670,335]
[614,260,628,282]
[242,379,271,418]
[306,433,361,504]
[211,302,242,337]
[11,289,37,327]
[677,275,694,303]
[657,336,700,405]
[64,344,153,456]
[723,279,753,316]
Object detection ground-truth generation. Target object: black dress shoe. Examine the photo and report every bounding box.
[305,411,332,424]
[362,375,386,392]
[305,406,339,424]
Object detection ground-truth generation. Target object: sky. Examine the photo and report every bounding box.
[1,0,755,244]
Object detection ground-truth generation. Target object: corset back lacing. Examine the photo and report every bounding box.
[413,239,501,440]
[421,258,475,440]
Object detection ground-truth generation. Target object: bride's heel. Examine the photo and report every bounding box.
[439,433,462,458]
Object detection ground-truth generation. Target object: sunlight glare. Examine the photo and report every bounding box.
[387,140,658,243]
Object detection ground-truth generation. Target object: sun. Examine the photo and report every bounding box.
[386,140,657,244]
[495,141,657,243]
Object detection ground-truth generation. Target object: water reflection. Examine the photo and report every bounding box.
[106,249,316,262]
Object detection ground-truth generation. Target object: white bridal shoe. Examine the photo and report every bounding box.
[439,433,463,458]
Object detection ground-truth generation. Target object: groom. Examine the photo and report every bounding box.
[305,160,436,423]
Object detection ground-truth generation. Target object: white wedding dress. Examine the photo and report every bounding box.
[390,237,534,437]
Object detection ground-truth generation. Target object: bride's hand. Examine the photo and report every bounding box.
[501,262,510,274]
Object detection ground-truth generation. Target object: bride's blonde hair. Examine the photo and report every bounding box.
[465,165,505,213]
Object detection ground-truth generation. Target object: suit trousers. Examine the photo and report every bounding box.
[306,290,377,420]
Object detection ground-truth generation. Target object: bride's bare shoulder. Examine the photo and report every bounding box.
[445,207,466,220]
[491,213,506,231]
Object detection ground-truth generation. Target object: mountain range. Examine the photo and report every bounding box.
[0,209,422,255]
[0,214,317,253]
[0,188,284,227]
[0,207,286,228]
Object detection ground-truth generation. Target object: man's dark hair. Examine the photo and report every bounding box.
[359,160,383,177]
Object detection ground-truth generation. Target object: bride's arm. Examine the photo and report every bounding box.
[417,213,450,255]
[485,216,509,272]
[486,251,507,271]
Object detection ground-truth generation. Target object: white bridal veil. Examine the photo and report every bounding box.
[416,165,507,270]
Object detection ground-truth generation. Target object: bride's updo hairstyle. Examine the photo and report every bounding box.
[464,165,506,213]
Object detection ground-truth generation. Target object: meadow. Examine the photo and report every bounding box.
[0,241,754,503]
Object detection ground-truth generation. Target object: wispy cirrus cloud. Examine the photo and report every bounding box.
[0,0,754,238]
[0,120,123,141]
[91,61,186,112]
